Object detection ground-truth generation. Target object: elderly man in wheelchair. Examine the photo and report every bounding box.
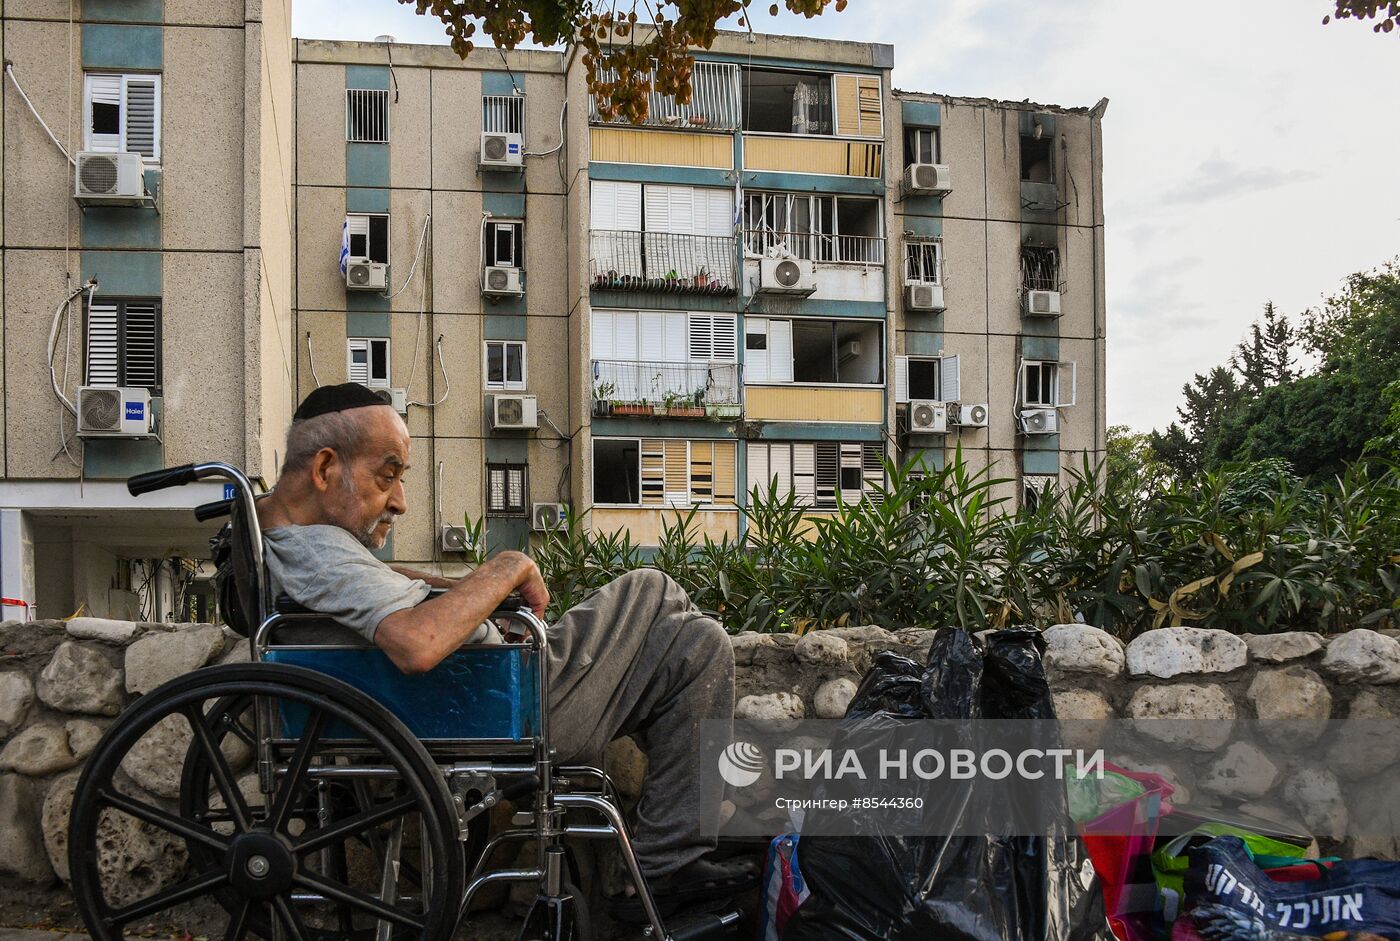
[67,383,754,941]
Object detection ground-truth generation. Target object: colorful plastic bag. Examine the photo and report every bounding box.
[758,834,809,941]
[1076,764,1176,941]
[1152,824,1318,923]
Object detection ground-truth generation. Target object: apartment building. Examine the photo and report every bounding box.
[0,10,1106,618]
[0,0,294,621]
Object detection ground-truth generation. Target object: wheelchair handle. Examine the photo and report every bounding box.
[193,499,233,522]
[127,464,200,496]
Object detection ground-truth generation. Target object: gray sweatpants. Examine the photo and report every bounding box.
[542,568,734,881]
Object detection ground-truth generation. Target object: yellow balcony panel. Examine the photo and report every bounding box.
[590,127,733,169]
[745,385,883,423]
[590,506,739,546]
[742,135,882,178]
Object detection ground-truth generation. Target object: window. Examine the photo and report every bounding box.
[746,441,884,508]
[905,126,939,166]
[483,94,524,135]
[346,88,389,143]
[485,340,527,390]
[1020,132,1053,183]
[487,463,528,516]
[743,193,883,263]
[1021,360,1076,408]
[84,73,161,161]
[748,318,880,385]
[86,298,161,391]
[485,221,523,268]
[592,438,736,507]
[894,354,960,403]
[905,240,942,284]
[742,67,832,135]
[1022,475,1058,513]
[1020,244,1059,293]
[346,214,390,265]
[348,338,391,389]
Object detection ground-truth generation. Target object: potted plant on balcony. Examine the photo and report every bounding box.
[662,389,704,418]
[614,400,651,417]
[694,266,710,290]
[688,114,707,127]
[592,381,616,417]
[705,401,742,419]
[664,269,680,293]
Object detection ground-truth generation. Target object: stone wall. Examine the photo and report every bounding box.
[5,617,1400,893]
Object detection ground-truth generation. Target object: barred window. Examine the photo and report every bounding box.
[487,463,528,516]
[85,298,161,391]
[346,88,390,143]
[482,94,524,135]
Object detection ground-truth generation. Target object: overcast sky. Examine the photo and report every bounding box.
[293,0,1400,432]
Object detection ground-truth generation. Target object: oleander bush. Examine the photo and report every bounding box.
[525,452,1400,638]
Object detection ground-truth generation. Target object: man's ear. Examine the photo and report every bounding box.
[308,447,342,493]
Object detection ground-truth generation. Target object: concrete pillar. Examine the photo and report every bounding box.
[0,510,37,621]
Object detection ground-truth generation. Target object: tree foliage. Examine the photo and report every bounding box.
[401,0,846,122]
[1324,0,1400,34]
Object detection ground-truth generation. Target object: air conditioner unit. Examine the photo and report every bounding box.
[905,282,945,312]
[388,388,408,415]
[532,502,566,532]
[483,265,524,297]
[1020,408,1059,435]
[758,256,816,296]
[346,262,388,292]
[77,386,154,437]
[952,402,990,429]
[481,132,524,170]
[836,340,862,365]
[74,152,148,206]
[904,163,952,197]
[440,524,475,554]
[1023,289,1062,317]
[908,399,947,434]
[489,394,538,431]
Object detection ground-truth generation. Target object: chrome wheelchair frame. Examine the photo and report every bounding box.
[66,462,738,941]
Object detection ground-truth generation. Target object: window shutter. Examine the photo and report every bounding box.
[940,353,960,403]
[713,442,736,503]
[745,319,769,382]
[123,76,159,160]
[591,181,642,230]
[346,215,370,260]
[86,74,122,153]
[702,189,733,237]
[894,355,909,404]
[507,466,526,511]
[793,443,816,506]
[1057,361,1077,407]
[689,441,713,504]
[746,443,769,501]
[488,467,506,512]
[834,74,860,137]
[856,76,882,137]
[643,185,672,233]
[861,443,885,498]
[839,443,864,505]
[814,442,839,508]
[120,301,159,388]
[770,320,794,383]
[347,339,369,385]
[664,440,689,506]
[640,439,666,506]
[775,443,796,502]
[85,302,120,385]
[668,187,695,234]
[640,312,668,364]
[709,315,737,362]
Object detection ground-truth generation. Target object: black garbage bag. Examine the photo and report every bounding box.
[781,628,1109,941]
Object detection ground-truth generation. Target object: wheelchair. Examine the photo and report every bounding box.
[67,462,741,941]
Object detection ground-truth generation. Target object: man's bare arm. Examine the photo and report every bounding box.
[374,551,549,674]
[391,565,458,590]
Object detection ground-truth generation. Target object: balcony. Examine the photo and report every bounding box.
[589,231,738,296]
[588,61,740,132]
[592,359,742,420]
[743,229,885,266]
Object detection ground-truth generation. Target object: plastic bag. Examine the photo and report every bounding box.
[758,834,810,941]
[1075,764,1175,941]
[780,628,1110,941]
[1153,824,1322,923]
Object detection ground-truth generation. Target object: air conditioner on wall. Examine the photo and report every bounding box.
[908,399,947,434]
[905,282,945,312]
[440,525,475,553]
[483,265,524,297]
[1020,408,1059,435]
[74,152,149,206]
[481,132,524,170]
[346,261,388,291]
[77,386,154,437]
[532,502,566,532]
[488,394,538,431]
[758,256,817,296]
[952,402,990,428]
[1023,289,1062,317]
[904,163,952,197]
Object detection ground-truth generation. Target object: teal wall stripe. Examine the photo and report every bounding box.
[487,519,530,554]
[486,295,527,316]
[904,446,945,472]
[1021,317,1059,339]
[346,188,390,213]
[755,422,883,441]
[905,330,942,355]
[482,72,524,96]
[741,170,883,196]
[1023,446,1061,475]
[346,291,390,312]
[902,214,943,238]
[483,315,527,341]
[484,437,529,462]
[589,419,740,440]
[82,24,162,69]
[346,65,390,91]
[83,400,163,477]
[1022,335,1060,360]
[346,143,390,187]
[481,173,527,193]
[82,251,162,295]
[588,162,733,189]
[81,208,161,249]
[83,0,163,22]
[483,192,526,218]
[900,100,941,126]
[743,297,886,319]
[902,310,943,334]
[346,311,390,337]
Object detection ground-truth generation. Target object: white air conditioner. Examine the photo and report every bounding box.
[952,402,990,429]
[482,265,524,297]
[758,256,816,296]
[1020,408,1059,435]
[481,132,524,170]
[77,386,154,437]
[837,340,862,365]
[74,152,149,206]
[904,163,952,197]
[388,388,408,415]
[905,282,945,312]
[908,399,947,434]
[489,394,538,431]
[1023,289,1062,317]
[346,261,388,292]
[532,502,566,532]
[440,524,475,554]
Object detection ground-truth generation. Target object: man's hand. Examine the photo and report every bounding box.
[507,552,550,618]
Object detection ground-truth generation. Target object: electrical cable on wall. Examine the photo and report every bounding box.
[384,213,431,299]
[524,99,566,157]
[409,335,451,408]
[305,331,322,387]
[4,62,77,166]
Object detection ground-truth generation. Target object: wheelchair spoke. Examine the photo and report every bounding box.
[293,795,417,855]
[272,896,309,941]
[269,708,326,833]
[98,787,229,852]
[184,704,253,831]
[107,868,228,925]
[223,898,252,941]
[293,870,427,930]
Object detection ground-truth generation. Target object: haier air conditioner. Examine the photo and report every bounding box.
[482,265,524,297]
[488,394,539,431]
[905,282,945,312]
[77,386,154,437]
[532,502,566,532]
[346,261,389,292]
[1020,408,1059,435]
[952,402,990,429]
[481,132,524,171]
[904,163,952,197]
[440,525,475,554]
[908,399,948,434]
[74,152,149,207]
[758,256,816,296]
[1023,289,1062,317]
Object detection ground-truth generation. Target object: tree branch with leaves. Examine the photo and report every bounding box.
[1323,1,1400,34]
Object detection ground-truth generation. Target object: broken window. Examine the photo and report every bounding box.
[1020,245,1059,292]
[1020,133,1054,183]
[593,439,641,504]
[346,214,390,264]
[485,221,523,268]
[742,67,832,135]
[791,320,882,385]
[1022,475,1057,513]
[905,240,942,284]
[905,126,938,166]
[744,192,882,263]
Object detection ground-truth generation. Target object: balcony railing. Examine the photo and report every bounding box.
[743,229,885,265]
[592,359,743,419]
[589,230,738,295]
[588,61,740,131]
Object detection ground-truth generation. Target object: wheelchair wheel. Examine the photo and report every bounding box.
[69,663,465,941]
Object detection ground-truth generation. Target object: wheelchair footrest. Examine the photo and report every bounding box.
[654,910,741,941]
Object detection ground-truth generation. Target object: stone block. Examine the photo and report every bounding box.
[1126,683,1234,751]
[1328,690,1400,780]
[64,618,143,645]
[0,773,55,883]
[1053,689,1115,751]
[1126,627,1248,679]
[1247,667,1331,746]
[730,632,776,667]
[794,632,850,667]
[64,719,104,761]
[736,692,804,731]
[0,724,79,776]
[1321,629,1400,684]
[1199,742,1278,799]
[36,642,125,716]
[1043,624,1126,678]
[124,623,226,694]
[813,678,858,719]
[1244,632,1324,664]
[1283,767,1347,841]
[0,671,36,736]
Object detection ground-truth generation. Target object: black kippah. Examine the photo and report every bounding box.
[293,382,391,422]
